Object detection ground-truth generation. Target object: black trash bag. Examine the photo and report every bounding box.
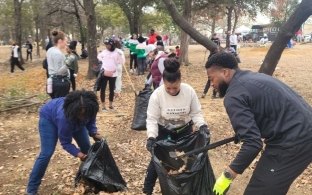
[153,130,215,195]
[75,139,127,193]
[131,88,153,130]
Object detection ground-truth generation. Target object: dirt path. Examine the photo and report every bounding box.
[0,45,311,194]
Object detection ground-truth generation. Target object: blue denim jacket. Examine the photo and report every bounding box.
[40,97,97,156]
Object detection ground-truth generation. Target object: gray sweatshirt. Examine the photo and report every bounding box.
[47,47,68,76]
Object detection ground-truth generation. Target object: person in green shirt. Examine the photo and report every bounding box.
[136,36,147,75]
[125,34,139,73]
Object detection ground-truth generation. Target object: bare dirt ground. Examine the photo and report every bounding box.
[0,44,311,195]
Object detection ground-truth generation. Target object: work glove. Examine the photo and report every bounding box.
[213,173,233,195]
[146,137,156,153]
[92,133,103,142]
[73,73,77,77]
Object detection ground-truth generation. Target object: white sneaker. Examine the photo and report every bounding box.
[134,69,137,73]
[130,69,133,73]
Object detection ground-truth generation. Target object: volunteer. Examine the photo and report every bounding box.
[143,58,209,195]
[46,30,70,98]
[206,52,312,195]
[27,90,103,195]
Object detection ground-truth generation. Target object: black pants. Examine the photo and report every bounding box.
[49,77,71,99]
[26,52,32,61]
[244,141,312,195]
[137,57,146,75]
[203,79,217,96]
[69,69,76,91]
[130,53,137,70]
[100,76,116,103]
[10,57,25,73]
[230,45,237,52]
[143,124,193,194]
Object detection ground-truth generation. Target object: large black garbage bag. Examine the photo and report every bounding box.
[75,139,127,193]
[131,88,153,130]
[153,130,215,195]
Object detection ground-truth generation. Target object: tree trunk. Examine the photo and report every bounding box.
[128,15,140,35]
[14,0,24,64]
[60,9,65,31]
[35,16,40,57]
[259,0,312,75]
[83,0,98,79]
[179,0,192,65]
[226,6,234,48]
[233,8,239,34]
[162,0,217,53]
[73,0,86,50]
[211,17,216,36]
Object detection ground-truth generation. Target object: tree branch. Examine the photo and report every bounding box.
[76,0,85,11]
[162,0,218,52]
[259,0,312,75]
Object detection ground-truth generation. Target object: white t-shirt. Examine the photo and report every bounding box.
[146,83,206,138]
[115,48,125,93]
[230,34,238,45]
[12,46,19,58]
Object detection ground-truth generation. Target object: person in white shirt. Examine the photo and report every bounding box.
[114,39,126,98]
[10,42,25,73]
[229,31,238,52]
[143,58,209,195]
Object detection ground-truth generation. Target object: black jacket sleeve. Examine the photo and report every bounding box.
[224,92,263,174]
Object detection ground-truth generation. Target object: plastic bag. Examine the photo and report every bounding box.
[153,130,215,195]
[131,88,152,130]
[75,139,127,193]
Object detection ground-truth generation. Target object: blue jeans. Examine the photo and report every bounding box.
[27,117,91,194]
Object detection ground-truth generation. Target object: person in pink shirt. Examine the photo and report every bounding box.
[97,38,123,111]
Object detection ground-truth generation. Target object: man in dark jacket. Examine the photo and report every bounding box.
[205,52,312,195]
[26,41,33,61]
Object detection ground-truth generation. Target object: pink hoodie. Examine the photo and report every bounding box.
[97,49,122,77]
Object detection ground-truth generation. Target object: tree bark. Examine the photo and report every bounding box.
[162,0,217,53]
[179,0,192,65]
[83,0,98,79]
[259,0,312,75]
[211,17,216,36]
[14,0,24,64]
[73,0,86,50]
[226,6,234,48]
[233,8,239,34]
[128,17,140,35]
[35,16,40,57]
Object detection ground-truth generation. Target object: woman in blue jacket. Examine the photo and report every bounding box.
[27,90,102,195]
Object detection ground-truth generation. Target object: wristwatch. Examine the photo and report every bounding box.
[224,170,234,180]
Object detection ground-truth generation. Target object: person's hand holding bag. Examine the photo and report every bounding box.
[146,137,156,153]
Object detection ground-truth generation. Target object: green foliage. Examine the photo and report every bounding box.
[140,10,179,34]
[96,3,128,31]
